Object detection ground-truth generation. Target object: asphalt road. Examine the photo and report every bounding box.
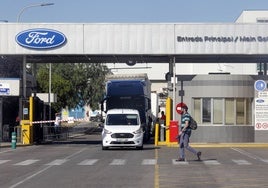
[1,133,268,188]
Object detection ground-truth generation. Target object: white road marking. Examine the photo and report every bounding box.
[261,159,268,163]
[203,160,221,165]
[46,159,68,166]
[7,156,268,168]
[9,148,87,188]
[231,148,263,161]
[78,159,98,165]
[232,159,251,165]
[0,160,10,164]
[142,159,157,165]
[110,159,126,165]
[14,159,39,166]
[172,159,189,165]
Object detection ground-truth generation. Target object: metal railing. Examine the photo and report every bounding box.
[1,122,99,145]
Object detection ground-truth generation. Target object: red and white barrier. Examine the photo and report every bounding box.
[30,118,88,125]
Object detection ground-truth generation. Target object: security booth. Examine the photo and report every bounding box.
[173,74,257,143]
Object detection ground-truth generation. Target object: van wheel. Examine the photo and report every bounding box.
[102,145,108,150]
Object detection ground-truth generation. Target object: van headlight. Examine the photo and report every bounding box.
[103,128,112,134]
[133,128,143,134]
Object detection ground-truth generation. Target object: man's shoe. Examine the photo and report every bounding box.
[176,158,185,162]
[197,151,202,160]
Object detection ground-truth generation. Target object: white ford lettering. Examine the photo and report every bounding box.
[25,32,55,45]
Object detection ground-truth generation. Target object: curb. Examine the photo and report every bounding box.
[165,143,268,148]
[0,143,30,148]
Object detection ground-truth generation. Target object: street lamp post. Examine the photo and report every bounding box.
[17,3,54,22]
[17,3,54,120]
[49,63,52,123]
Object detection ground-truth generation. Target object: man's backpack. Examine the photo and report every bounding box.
[189,116,198,130]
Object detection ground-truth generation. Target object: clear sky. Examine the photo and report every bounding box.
[1,0,268,23]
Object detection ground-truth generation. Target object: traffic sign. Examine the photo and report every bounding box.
[176,102,186,114]
[254,80,267,92]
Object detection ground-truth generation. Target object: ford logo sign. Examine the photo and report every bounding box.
[256,99,265,103]
[15,28,66,49]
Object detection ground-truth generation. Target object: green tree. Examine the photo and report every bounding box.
[36,63,109,112]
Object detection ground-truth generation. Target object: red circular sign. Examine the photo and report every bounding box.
[176,102,186,115]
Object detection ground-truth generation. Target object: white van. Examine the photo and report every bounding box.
[101,109,144,150]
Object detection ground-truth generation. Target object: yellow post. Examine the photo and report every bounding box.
[154,123,159,146]
[21,120,32,145]
[165,97,172,144]
[29,96,33,144]
[29,96,33,123]
[20,96,34,145]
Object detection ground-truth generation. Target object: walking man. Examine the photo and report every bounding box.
[177,105,201,161]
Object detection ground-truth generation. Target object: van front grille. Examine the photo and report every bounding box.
[111,133,134,138]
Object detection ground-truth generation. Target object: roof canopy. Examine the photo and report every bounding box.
[1,23,268,63]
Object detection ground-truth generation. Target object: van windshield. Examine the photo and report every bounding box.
[106,114,139,126]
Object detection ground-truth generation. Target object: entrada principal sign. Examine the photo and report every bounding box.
[15,28,66,49]
[177,36,268,43]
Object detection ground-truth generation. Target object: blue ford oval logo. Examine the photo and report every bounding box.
[15,28,66,49]
[256,99,265,103]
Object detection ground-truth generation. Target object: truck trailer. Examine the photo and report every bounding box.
[101,73,152,141]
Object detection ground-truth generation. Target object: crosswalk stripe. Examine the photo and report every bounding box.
[203,160,221,165]
[172,159,189,165]
[2,158,268,166]
[261,159,268,163]
[232,160,251,165]
[78,159,98,165]
[110,159,126,165]
[14,159,40,166]
[46,159,68,166]
[0,160,10,164]
[142,159,156,165]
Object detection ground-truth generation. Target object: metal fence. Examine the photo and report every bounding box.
[11,124,71,143]
[2,122,99,144]
[39,125,69,142]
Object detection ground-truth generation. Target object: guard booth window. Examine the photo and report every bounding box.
[213,98,223,124]
[193,98,252,125]
[246,98,252,125]
[193,99,201,124]
[236,98,245,125]
[202,98,211,124]
[225,98,235,125]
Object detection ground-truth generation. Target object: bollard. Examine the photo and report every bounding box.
[154,123,159,146]
[11,132,16,149]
